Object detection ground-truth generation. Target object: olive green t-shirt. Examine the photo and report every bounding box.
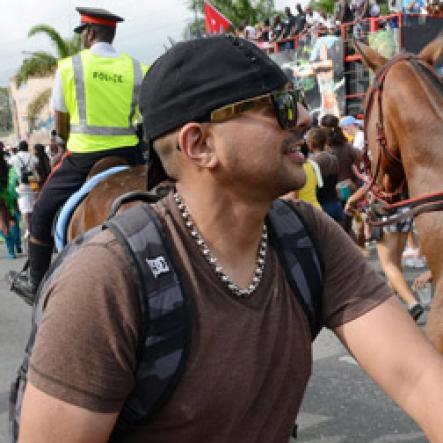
[29,194,392,442]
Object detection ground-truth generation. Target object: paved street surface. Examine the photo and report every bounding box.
[0,244,430,442]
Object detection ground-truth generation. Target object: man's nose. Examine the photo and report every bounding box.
[293,103,312,132]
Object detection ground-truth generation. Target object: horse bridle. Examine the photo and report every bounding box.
[362,52,443,226]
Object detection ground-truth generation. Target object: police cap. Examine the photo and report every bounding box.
[74,7,124,34]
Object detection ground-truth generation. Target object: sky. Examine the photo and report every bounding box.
[0,0,293,87]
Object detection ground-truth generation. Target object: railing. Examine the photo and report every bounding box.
[257,13,443,116]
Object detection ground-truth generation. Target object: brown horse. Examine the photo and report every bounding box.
[66,157,148,242]
[66,150,171,242]
[355,36,443,351]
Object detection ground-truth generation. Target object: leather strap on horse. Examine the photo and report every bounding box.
[361,51,443,226]
[362,52,418,202]
[369,200,443,227]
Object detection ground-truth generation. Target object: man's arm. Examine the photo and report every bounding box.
[51,67,69,147]
[17,232,140,443]
[335,296,443,442]
[19,383,119,443]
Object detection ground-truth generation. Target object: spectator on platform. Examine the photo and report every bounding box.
[283,7,296,38]
[244,21,257,40]
[270,15,284,41]
[294,3,307,34]
[258,18,271,41]
[389,0,402,11]
[282,7,296,49]
[402,0,425,13]
[355,0,370,19]
[336,0,355,23]
[305,6,327,30]
[235,24,245,38]
[352,0,370,38]
[370,0,381,16]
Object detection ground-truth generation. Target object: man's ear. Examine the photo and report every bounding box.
[178,123,218,169]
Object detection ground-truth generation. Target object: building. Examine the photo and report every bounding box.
[8,75,53,145]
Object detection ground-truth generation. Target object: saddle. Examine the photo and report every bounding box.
[53,157,130,252]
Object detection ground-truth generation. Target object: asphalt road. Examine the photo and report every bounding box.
[0,244,429,443]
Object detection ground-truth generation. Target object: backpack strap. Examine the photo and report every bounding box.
[104,203,192,433]
[267,199,324,338]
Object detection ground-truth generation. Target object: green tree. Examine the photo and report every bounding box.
[310,0,335,14]
[15,25,81,130]
[310,0,389,15]
[186,0,276,36]
[0,88,13,136]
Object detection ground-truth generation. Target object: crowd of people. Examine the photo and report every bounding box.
[285,110,430,322]
[0,140,51,258]
[234,0,433,46]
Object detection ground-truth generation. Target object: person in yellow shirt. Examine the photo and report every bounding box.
[284,147,323,208]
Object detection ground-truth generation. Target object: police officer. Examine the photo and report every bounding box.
[9,7,148,302]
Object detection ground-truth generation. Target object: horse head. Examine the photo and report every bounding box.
[354,35,443,199]
[356,35,443,352]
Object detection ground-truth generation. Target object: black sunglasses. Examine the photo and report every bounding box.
[209,90,303,130]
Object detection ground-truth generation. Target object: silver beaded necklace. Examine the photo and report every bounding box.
[174,192,268,298]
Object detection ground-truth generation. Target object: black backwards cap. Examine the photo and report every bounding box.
[139,36,288,143]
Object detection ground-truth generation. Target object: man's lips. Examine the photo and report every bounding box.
[283,144,305,164]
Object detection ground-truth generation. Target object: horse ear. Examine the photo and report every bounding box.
[354,40,387,72]
[419,34,443,67]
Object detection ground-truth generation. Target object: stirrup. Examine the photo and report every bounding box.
[7,260,36,306]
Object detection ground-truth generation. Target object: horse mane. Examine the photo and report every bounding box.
[412,59,443,98]
[395,58,443,122]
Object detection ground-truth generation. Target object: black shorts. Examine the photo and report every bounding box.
[30,146,144,243]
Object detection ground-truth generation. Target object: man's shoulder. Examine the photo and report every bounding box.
[82,228,124,253]
[47,228,135,299]
[63,228,128,272]
[280,198,343,250]
[278,198,331,230]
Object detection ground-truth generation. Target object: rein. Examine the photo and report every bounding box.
[362,52,443,225]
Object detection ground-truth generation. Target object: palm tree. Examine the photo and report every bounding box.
[15,25,81,130]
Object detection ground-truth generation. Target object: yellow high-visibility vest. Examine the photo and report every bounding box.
[59,49,148,153]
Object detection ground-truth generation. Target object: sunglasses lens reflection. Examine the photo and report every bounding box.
[274,92,298,130]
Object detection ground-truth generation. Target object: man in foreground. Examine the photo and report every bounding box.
[16,36,443,442]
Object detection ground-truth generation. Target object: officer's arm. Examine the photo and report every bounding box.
[51,68,69,147]
[54,111,69,147]
[18,382,119,443]
[334,296,443,442]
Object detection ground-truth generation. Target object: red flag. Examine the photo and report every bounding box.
[204,1,232,34]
